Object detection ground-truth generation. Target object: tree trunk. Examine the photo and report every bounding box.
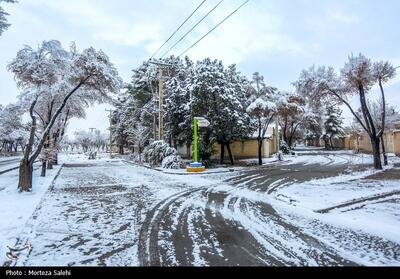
[119,145,124,155]
[53,153,58,166]
[18,160,34,192]
[371,137,383,170]
[380,135,388,166]
[329,137,334,150]
[47,159,53,170]
[323,137,330,150]
[40,160,46,177]
[220,143,225,165]
[226,143,234,166]
[258,139,263,166]
[186,144,191,159]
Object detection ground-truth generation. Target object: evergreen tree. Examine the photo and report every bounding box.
[324,106,344,150]
[191,59,251,165]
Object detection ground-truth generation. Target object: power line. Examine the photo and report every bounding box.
[150,0,207,60]
[178,0,250,57]
[160,0,224,59]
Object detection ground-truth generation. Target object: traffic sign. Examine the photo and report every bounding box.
[195,117,210,128]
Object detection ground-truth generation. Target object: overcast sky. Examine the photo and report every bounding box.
[0,0,399,136]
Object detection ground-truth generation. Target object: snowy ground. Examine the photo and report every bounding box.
[1,150,400,266]
[0,162,60,264]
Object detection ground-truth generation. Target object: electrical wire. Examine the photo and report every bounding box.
[178,0,250,57]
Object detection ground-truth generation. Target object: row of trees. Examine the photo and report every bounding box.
[6,40,122,192]
[62,130,109,153]
[113,54,398,170]
[0,104,29,153]
[111,56,350,167]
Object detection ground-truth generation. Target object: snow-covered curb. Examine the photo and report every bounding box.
[123,160,244,175]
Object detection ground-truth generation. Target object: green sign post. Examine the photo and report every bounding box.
[193,118,199,163]
[187,117,210,172]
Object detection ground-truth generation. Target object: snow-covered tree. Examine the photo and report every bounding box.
[303,107,324,147]
[125,61,159,141]
[111,94,129,154]
[0,103,28,153]
[164,56,193,150]
[74,130,93,152]
[323,106,344,150]
[8,40,122,192]
[294,54,397,169]
[191,59,252,165]
[277,92,306,149]
[0,0,16,36]
[246,73,278,165]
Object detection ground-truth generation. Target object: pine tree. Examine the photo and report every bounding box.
[324,106,344,150]
[191,59,251,165]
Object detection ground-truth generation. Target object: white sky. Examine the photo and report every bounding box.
[0,0,399,136]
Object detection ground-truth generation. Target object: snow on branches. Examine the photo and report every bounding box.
[8,40,122,191]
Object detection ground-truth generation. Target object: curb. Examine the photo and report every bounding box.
[0,166,19,175]
[122,160,236,176]
[0,160,41,176]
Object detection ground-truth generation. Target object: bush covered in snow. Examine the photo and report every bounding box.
[143,141,182,168]
[162,155,183,169]
[280,141,291,155]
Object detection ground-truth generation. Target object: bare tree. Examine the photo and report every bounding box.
[277,92,306,149]
[294,54,396,170]
[372,62,397,165]
[247,73,278,165]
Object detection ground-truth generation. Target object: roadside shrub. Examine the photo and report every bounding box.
[280,141,291,155]
[162,155,183,169]
[143,141,182,168]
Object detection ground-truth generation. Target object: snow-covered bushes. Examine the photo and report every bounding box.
[162,155,182,169]
[280,141,291,155]
[143,141,182,169]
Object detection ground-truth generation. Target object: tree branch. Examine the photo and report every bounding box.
[29,75,92,163]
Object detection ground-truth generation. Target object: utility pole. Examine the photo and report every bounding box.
[275,114,279,154]
[149,60,173,141]
[105,109,114,158]
[159,66,164,141]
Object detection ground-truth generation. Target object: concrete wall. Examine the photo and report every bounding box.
[212,137,277,160]
[394,131,400,156]
[323,132,399,156]
[177,135,278,161]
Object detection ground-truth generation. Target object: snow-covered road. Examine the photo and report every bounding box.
[4,152,400,266]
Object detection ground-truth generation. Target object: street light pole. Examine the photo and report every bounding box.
[275,114,279,154]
